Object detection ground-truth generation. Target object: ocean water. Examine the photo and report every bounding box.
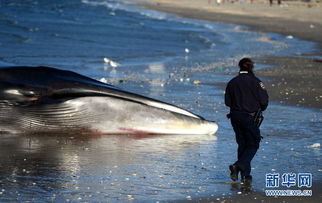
[0,0,321,202]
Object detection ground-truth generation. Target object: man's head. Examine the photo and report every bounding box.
[238,58,254,72]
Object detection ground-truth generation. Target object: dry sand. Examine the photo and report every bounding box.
[133,0,322,110]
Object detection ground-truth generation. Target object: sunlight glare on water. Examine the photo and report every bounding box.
[0,134,220,202]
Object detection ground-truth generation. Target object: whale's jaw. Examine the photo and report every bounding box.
[69,96,218,135]
[0,96,218,135]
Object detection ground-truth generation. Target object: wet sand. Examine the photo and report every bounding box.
[256,56,322,110]
[131,0,322,202]
[178,183,322,203]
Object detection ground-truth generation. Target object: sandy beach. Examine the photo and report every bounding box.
[134,0,322,44]
[132,0,322,202]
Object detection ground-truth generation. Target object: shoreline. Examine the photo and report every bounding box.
[132,0,322,45]
[132,0,322,110]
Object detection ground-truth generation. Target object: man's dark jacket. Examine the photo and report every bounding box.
[225,71,269,113]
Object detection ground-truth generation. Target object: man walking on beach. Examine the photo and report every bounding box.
[225,58,269,183]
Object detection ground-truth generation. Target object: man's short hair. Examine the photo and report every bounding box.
[238,58,254,71]
[238,58,253,68]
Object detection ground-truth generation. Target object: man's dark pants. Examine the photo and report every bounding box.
[230,112,261,179]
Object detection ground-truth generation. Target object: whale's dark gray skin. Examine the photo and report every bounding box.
[0,66,218,135]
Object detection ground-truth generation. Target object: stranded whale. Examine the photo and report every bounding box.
[0,66,218,135]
